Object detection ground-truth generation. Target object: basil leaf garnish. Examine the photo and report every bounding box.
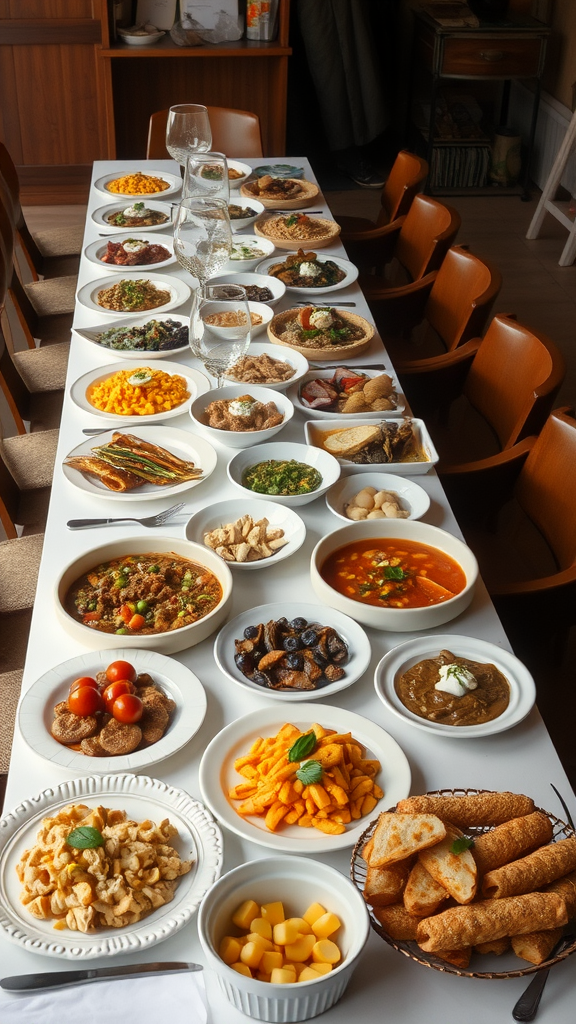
[295,760,323,785]
[384,566,406,581]
[66,826,104,850]
[288,732,317,763]
[450,837,475,855]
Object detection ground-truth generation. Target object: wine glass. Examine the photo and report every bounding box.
[189,284,252,387]
[173,197,232,292]
[165,104,212,170]
[183,151,230,203]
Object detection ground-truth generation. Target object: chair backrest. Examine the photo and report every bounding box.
[0,191,14,268]
[395,195,461,281]
[0,437,20,539]
[464,314,565,450]
[424,245,502,352]
[515,408,576,571]
[147,106,264,159]
[0,251,29,433]
[0,143,21,227]
[377,151,429,226]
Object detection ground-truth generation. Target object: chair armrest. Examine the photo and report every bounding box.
[340,218,404,244]
[396,339,481,419]
[490,565,576,597]
[342,219,404,273]
[439,437,536,526]
[438,436,535,477]
[363,272,437,339]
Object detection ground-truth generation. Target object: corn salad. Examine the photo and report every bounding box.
[106,172,170,195]
[88,367,190,416]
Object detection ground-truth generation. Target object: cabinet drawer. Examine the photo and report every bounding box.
[441,37,544,77]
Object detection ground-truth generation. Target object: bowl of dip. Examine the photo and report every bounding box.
[190,384,294,449]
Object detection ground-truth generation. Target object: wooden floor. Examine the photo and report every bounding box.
[18,192,576,788]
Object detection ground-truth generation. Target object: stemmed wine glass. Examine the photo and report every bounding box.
[165,104,212,171]
[173,197,232,293]
[189,283,252,387]
[183,151,230,203]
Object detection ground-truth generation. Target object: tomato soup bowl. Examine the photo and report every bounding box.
[310,520,478,632]
[54,537,233,654]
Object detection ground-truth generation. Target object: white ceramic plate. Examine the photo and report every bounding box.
[289,369,405,419]
[84,232,176,273]
[18,648,207,773]
[304,418,440,475]
[70,360,208,424]
[199,704,410,852]
[62,424,217,501]
[0,773,222,959]
[190,384,294,450]
[73,313,189,360]
[325,473,431,523]
[92,202,173,234]
[256,255,359,295]
[225,235,275,271]
[76,274,190,318]
[214,601,371,700]
[94,171,182,200]
[185,499,306,572]
[374,634,536,738]
[221,341,309,391]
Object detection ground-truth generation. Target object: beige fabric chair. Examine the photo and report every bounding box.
[0,533,44,675]
[0,323,67,433]
[0,669,23,774]
[0,427,58,538]
[24,275,77,317]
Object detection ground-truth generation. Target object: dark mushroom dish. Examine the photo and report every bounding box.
[234,616,348,691]
[66,553,222,635]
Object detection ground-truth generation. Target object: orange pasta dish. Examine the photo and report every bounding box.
[87,367,190,416]
[105,172,170,195]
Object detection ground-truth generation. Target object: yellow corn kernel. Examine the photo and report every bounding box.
[284,934,317,962]
[261,901,285,926]
[312,939,341,965]
[261,950,284,974]
[312,912,341,939]
[231,962,252,977]
[309,962,333,976]
[240,941,265,970]
[250,917,272,940]
[247,932,274,952]
[273,919,300,946]
[219,935,243,964]
[270,967,297,984]
[303,903,327,927]
[232,899,260,930]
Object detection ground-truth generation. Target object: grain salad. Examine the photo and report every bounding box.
[105,172,170,195]
[97,279,172,313]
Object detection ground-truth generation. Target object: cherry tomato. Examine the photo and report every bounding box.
[102,680,135,710]
[68,686,104,717]
[128,613,145,631]
[105,660,137,684]
[69,676,98,695]
[111,693,143,724]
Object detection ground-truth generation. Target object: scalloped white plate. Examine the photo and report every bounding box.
[256,254,358,295]
[70,360,208,424]
[76,274,190,318]
[94,171,182,200]
[18,648,207,772]
[92,202,173,233]
[0,774,222,959]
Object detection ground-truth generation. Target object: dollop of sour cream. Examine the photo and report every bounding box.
[309,308,334,329]
[122,239,148,253]
[435,663,478,697]
[229,398,257,417]
[299,261,321,278]
[123,204,150,218]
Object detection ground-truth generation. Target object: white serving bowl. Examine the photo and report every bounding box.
[248,301,275,338]
[229,198,266,231]
[210,272,286,308]
[304,417,439,476]
[310,520,478,632]
[227,235,276,271]
[185,498,306,571]
[197,855,370,1022]
[228,160,253,189]
[222,342,309,392]
[117,29,165,46]
[227,441,341,507]
[55,537,233,654]
[325,472,431,523]
[190,384,294,449]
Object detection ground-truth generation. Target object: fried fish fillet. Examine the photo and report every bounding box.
[64,455,144,492]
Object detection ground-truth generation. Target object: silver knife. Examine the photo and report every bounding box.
[1,962,203,992]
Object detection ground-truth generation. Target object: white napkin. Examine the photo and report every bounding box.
[0,970,208,1024]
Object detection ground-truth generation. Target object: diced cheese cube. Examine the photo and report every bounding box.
[312,939,341,964]
[261,901,285,926]
[270,967,296,985]
[256,971,271,982]
[311,912,341,939]
[231,962,252,977]
[232,900,260,930]
[219,935,243,964]
[302,902,327,927]
[240,941,265,969]
[273,919,300,946]
[285,916,312,935]
[250,917,273,940]
[309,962,333,975]
[247,932,274,952]
[298,966,323,982]
[261,950,284,974]
[284,934,317,962]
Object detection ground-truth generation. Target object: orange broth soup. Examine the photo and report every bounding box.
[320,538,466,609]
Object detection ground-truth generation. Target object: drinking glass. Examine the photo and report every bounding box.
[189,284,252,387]
[183,151,230,203]
[173,197,232,291]
[165,104,212,170]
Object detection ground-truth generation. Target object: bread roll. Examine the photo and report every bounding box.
[374,904,420,941]
[416,893,568,952]
[510,927,563,965]
[482,836,576,898]
[473,811,553,875]
[397,793,535,828]
[546,869,576,918]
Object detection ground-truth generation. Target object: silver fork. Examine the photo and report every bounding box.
[66,502,185,530]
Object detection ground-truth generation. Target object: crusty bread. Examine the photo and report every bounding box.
[418,824,478,904]
[369,812,447,867]
[364,861,411,907]
[403,861,449,917]
[323,425,380,457]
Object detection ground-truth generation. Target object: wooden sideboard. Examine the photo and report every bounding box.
[0,0,291,203]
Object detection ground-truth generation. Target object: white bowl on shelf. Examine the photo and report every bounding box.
[227,441,341,507]
[197,854,370,1022]
[185,499,306,572]
[55,537,233,654]
[190,384,294,449]
[222,342,309,392]
[310,519,478,632]
[229,198,266,231]
[325,473,431,523]
[209,272,286,308]
[117,28,165,46]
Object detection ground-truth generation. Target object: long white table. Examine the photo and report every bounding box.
[3,159,576,1022]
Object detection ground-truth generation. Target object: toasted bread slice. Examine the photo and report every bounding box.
[139,704,169,744]
[403,861,449,917]
[51,711,99,745]
[99,719,142,755]
[364,860,411,908]
[361,837,375,863]
[323,425,381,457]
[369,812,447,867]
[418,824,477,904]
[433,947,471,969]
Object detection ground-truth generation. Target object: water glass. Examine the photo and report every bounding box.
[183,152,230,203]
[166,104,212,169]
[173,197,232,289]
[190,284,252,387]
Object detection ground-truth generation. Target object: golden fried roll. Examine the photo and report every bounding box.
[482,837,576,898]
[374,903,420,941]
[416,893,568,952]
[64,456,143,492]
[546,870,576,918]
[473,812,553,875]
[364,860,411,907]
[474,937,510,955]
[396,793,535,827]
[434,947,472,969]
[511,927,563,965]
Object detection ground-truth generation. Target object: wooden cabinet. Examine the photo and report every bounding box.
[0,0,292,203]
